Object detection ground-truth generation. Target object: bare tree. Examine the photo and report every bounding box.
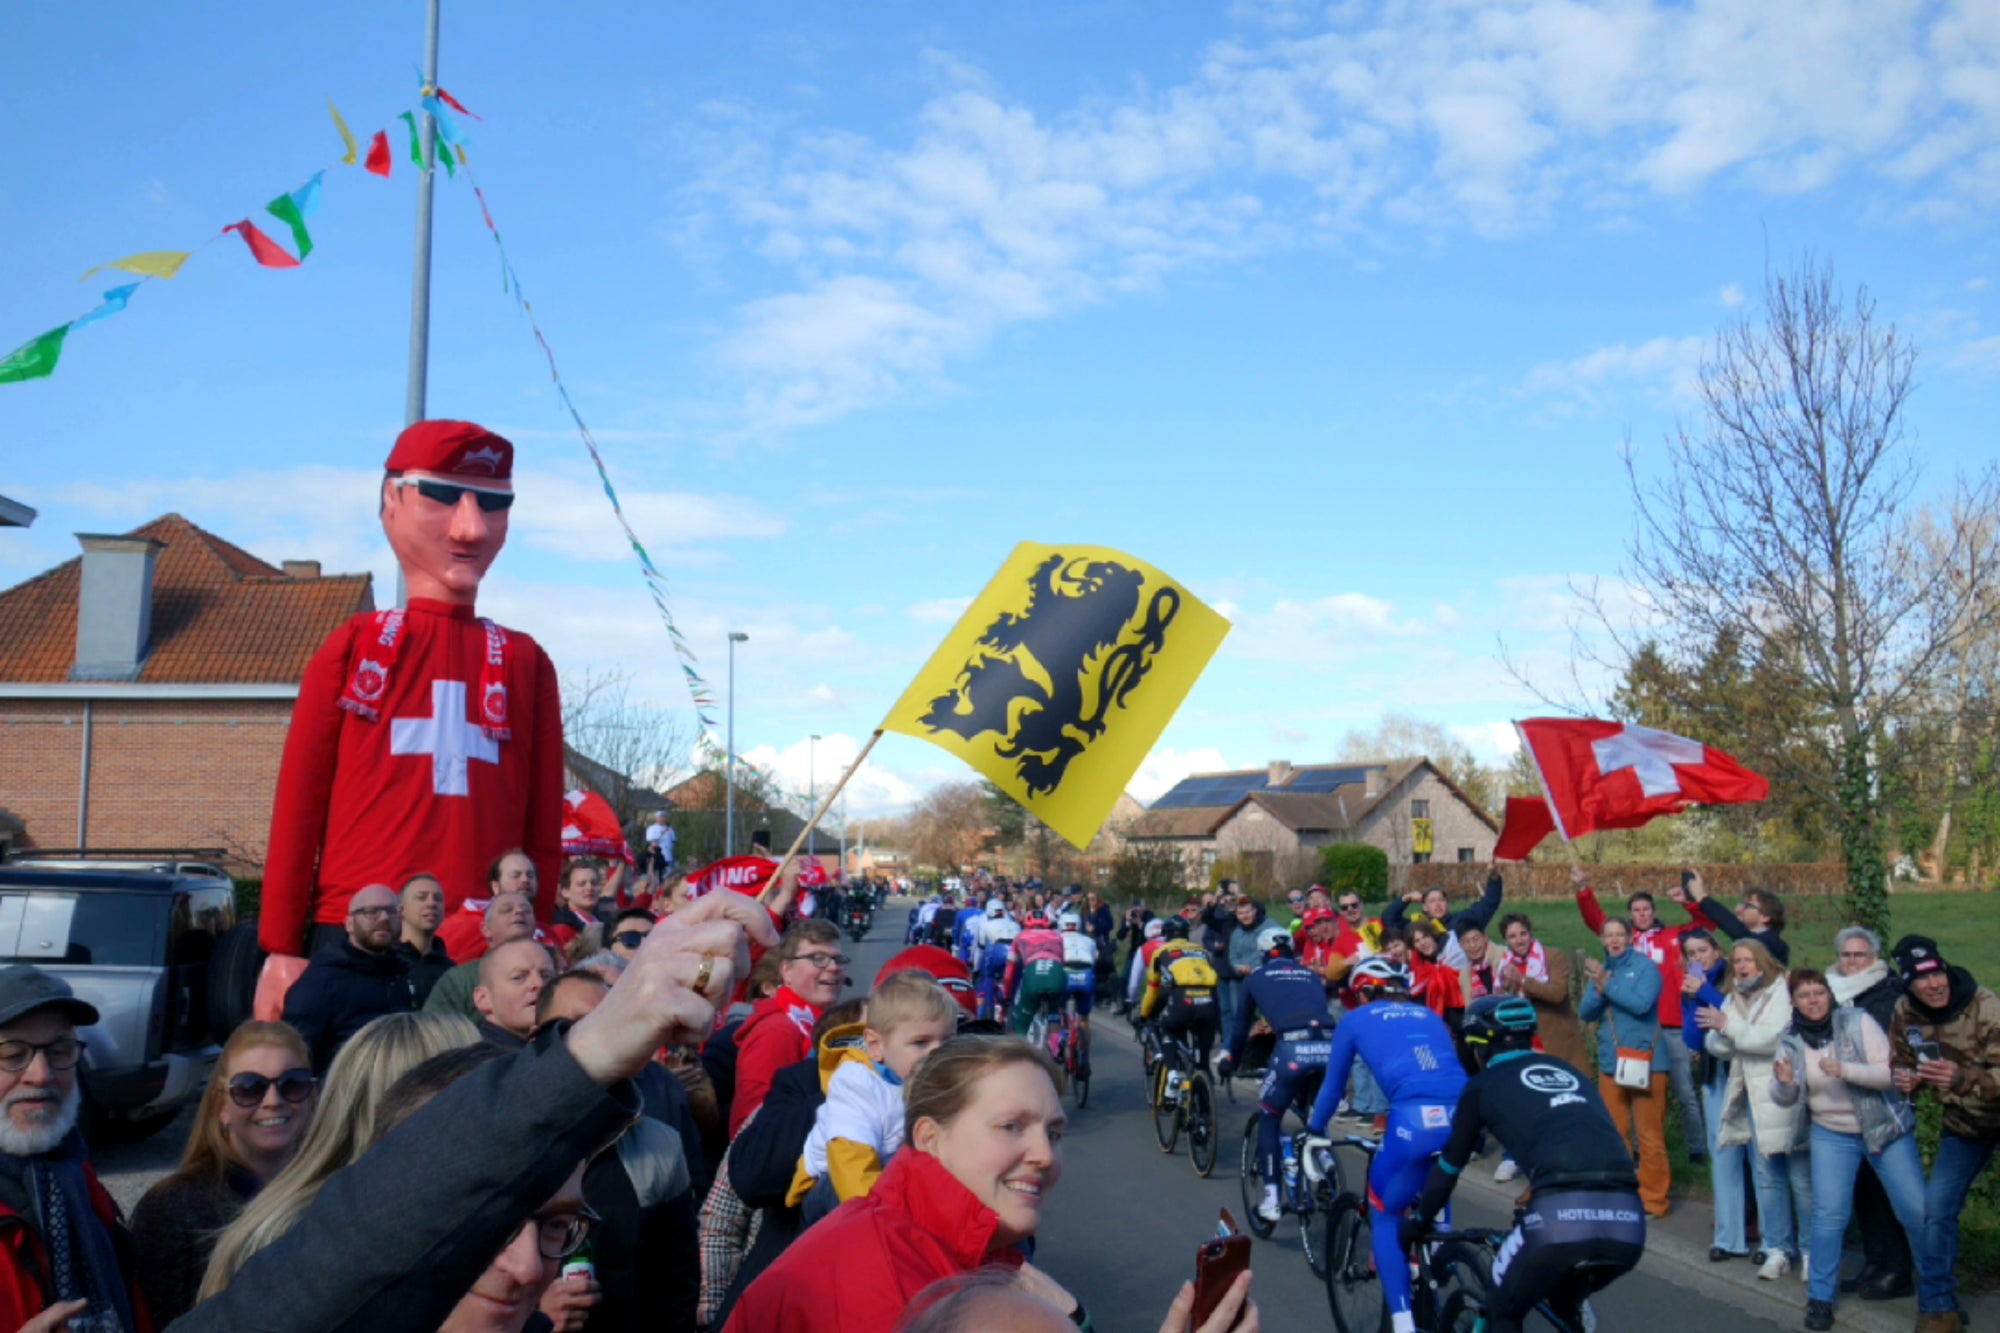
[1619,256,2000,930]
[905,781,992,874]
[561,668,696,835]
[1336,713,1496,811]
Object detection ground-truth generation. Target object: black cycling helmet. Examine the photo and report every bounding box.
[1462,994,1539,1059]
[1160,917,1191,942]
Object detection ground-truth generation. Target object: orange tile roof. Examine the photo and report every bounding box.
[0,513,373,684]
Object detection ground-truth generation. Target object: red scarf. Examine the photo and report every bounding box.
[337,607,513,740]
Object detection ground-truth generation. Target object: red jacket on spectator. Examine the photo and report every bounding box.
[728,985,824,1137]
[0,1161,153,1333]
[722,1143,1021,1332]
[1410,954,1464,1018]
[1575,883,1701,1027]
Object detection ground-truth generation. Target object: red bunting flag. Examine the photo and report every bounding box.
[1516,717,1770,841]
[1492,796,1556,861]
[223,220,300,268]
[365,130,392,177]
[435,87,480,119]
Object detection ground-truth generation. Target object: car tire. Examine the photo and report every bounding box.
[208,919,265,1037]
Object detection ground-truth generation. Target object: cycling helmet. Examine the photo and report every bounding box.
[1255,924,1294,960]
[1462,995,1539,1052]
[1348,955,1411,995]
[1160,917,1191,942]
[986,898,1005,917]
[1143,918,1166,941]
[1057,911,1082,931]
[1024,913,1052,930]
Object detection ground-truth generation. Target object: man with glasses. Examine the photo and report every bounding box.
[729,921,848,1135]
[0,965,147,1333]
[283,883,417,1070]
[261,419,564,993]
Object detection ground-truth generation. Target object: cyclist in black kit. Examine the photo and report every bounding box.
[1404,994,1646,1332]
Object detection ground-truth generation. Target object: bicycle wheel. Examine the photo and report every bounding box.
[1186,1072,1218,1177]
[1069,1023,1090,1108]
[1153,1062,1181,1153]
[1239,1115,1274,1238]
[1429,1240,1495,1333]
[1300,1173,1336,1279]
[1324,1193,1386,1333]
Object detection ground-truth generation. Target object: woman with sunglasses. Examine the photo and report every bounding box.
[131,1022,318,1325]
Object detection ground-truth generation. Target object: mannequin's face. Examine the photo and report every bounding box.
[381,476,509,604]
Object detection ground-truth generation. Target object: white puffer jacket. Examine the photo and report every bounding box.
[1705,977,1802,1155]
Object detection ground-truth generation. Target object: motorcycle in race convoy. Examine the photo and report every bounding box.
[844,891,874,941]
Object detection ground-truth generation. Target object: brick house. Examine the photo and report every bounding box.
[1124,758,1498,890]
[0,514,371,868]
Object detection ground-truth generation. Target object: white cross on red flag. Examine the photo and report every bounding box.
[1515,717,1770,842]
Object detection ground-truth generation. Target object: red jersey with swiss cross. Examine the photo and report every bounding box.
[260,599,563,955]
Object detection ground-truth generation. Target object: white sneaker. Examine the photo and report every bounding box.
[1493,1159,1520,1183]
[1757,1252,1791,1282]
[1256,1188,1282,1224]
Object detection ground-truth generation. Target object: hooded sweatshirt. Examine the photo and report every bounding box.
[729,986,825,1137]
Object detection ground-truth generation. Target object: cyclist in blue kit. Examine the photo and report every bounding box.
[1306,955,1466,1333]
[1218,925,1335,1223]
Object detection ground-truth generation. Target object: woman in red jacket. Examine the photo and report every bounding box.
[726,1036,1258,1333]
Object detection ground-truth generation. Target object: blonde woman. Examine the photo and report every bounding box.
[1695,938,1811,1281]
[132,1022,316,1325]
[200,1010,480,1300]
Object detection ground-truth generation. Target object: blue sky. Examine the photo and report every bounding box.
[4,1,1998,818]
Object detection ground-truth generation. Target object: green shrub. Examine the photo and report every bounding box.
[1320,844,1389,900]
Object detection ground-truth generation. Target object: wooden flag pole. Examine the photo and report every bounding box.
[759,729,884,904]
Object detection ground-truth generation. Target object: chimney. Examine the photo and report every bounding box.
[1364,766,1384,798]
[1268,759,1294,788]
[282,560,321,580]
[72,534,164,681]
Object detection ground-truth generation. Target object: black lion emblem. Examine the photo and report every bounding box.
[920,553,1182,796]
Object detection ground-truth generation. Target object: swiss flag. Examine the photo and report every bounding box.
[559,789,635,865]
[1516,718,1769,840]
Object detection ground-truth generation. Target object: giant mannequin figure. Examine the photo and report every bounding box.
[260,421,563,966]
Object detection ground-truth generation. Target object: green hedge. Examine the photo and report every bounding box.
[1319,845,1389,900]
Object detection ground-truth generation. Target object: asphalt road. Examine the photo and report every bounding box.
[850,906,1801,1333]
[93,903,1804,1331]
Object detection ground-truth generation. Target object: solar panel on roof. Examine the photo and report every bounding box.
[1283,766,1372,793]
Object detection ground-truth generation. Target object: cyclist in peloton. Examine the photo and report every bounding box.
[1217,924,1335,1222]
[1056,910,1099,1061]
[1400,994,1645,1333]
[1306,955,1467,1333]
[1140,918,1224,1091]
[972,899,1021,1021]
[1003,911,1067,1036]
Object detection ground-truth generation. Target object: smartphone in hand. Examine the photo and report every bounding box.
[1193,1209,1251,1329]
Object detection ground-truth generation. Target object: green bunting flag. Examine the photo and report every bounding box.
[266,193,313,260]
[399,110,424,168]
[0,325,69,384]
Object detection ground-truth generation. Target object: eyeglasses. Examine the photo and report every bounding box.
[227,1069,317,1108]
[1339,901,1363,912]
[350,905,401,921]
[614,931,651,950]
[394,476,515,513]
[1837,949,1873,960]
[512,1204,601,1261]
[0,1039,82,1073]
[792,951,849,971]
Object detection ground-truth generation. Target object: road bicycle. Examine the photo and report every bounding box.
[1326,1199,1601,1333]
[1028,999,1092,1108]
[1149,1029,1219,1177]
[1238,1109,1349,1279]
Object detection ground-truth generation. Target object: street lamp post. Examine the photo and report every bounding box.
[808,734,821,862]
[725,632,748,858]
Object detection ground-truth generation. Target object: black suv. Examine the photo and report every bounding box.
[0,857,261,1137]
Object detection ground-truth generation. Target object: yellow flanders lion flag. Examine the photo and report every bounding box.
[883,542,1229,849]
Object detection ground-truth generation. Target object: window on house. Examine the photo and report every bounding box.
[1412,851,1432,865]
[1457,847,1475,863]
[1411,799,1430,819]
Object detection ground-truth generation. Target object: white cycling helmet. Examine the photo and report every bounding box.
[1143,918,1166,940]
[986,898,1005,917]
[1350,955,1412,995]
[1057,911,1082,931]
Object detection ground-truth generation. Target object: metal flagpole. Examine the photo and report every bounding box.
[398,0,443,608]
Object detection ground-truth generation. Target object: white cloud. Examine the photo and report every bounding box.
[510,469,784,563]
[743,732,924,818]
[681,1,2000,432]
[1128,745,1230,805]
[1523,334,1706,411]
[907,595,974,624]
[1720,283,1745,307]
[1947,334,2000,375]
[1450,720,1522,763]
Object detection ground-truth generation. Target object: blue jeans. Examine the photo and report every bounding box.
[1663,1030,1705,1157]
[1806,1124,1927,1304]
[1920,1133,1998,1313]
[1748,1141,1812,1259]
[1703,1071,1749,1253]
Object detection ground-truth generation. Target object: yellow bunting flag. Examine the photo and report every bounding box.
[882,542,1229,848]
[80,251,192,282]
[328,97,359,165]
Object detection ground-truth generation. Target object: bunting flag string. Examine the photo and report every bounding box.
[454,150,725,731]
[5,75,725,739]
